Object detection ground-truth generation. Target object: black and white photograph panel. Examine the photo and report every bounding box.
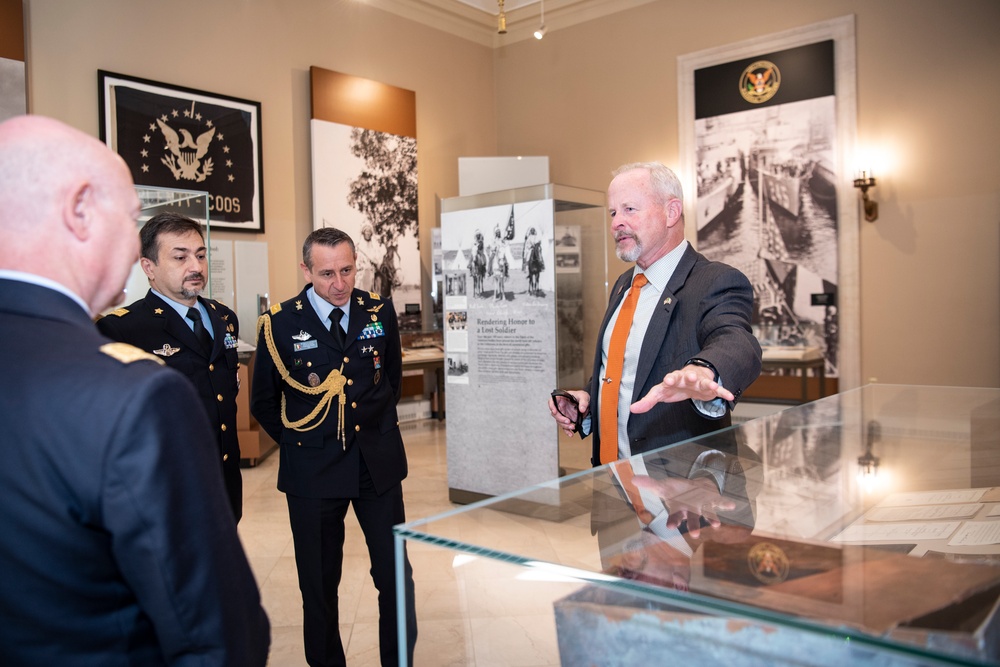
[696,97,839,373]
[311,119,419,315]
[441,200,554,304]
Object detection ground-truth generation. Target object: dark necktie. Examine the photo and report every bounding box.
[186,307,214,354]
[330,308,346,347]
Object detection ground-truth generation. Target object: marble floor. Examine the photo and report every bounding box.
[239,402,787,666]
[239,417,493,667]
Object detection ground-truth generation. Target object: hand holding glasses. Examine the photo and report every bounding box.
[551,389,585,434]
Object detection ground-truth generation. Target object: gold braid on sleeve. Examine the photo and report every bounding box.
[257,313,348,448]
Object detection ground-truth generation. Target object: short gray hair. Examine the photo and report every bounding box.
[612,162,684,204]
[303,227,356,269]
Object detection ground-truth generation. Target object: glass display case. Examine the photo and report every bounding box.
[112,186,210,314]
[395,385,1000,666]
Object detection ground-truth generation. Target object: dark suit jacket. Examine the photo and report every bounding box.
[250,285,407,498]
[97,290,243,521]
[0,278,269,666]
[588,245,762,466]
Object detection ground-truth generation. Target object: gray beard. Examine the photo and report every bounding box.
[180,285,204,300]
[615,238,641,263]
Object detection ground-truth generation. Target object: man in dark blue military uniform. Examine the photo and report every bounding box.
[98,212,244,522]
[0,115,269,665]
[251,227,416,667]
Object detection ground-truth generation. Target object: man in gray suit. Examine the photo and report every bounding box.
[549,161,761,466]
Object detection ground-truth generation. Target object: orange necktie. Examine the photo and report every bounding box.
[599,272,648,464]
[612,461,654,524]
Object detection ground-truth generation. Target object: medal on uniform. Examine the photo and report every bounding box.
[308,372,320,387]
[374,369,381,385]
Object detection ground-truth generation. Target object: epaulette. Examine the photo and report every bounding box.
[107,307,129,317]
[368,291,381,300]
[270,303,282,315]
[99,342,165,366]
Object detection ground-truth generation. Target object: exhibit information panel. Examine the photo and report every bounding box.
[395,385,1000,666]
[439,184,606,502]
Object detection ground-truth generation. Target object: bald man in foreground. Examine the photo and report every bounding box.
[0,115,270,666]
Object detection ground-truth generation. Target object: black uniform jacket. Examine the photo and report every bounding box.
[588,245,762,466]
[250,285,406,498]
[0,278,269,666]
[97,290,243,520]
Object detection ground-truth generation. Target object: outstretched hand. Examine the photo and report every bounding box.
[630,365,734,414]
[631,475,735,539]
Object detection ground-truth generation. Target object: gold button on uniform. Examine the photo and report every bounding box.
[209,364,215,371]
[307,361,312,367]
[355,425,360,432]
[343,356,349,364]
[351,402,357,409]
[217,394,223,401]
[221,424,227,432]
[347,379,354,386]
[223,454,229,461]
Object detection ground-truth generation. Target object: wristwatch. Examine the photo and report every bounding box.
[684,357,719,382]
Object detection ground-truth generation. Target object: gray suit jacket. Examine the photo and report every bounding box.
[588,245,761,466]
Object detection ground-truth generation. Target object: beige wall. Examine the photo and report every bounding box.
[492,0,1000,388]
[23,0,496,313]
[22,0,1000,389]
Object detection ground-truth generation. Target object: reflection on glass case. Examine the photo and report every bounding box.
[396,385,1000,666]
[113,186,210,314]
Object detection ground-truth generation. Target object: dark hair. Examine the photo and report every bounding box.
[140,212,204,262]
[303,227,356,269]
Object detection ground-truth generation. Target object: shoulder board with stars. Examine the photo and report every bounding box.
[99,342,165,366]
[107,307,129,317]
[368,291,381,300]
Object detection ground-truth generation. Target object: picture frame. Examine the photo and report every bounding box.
[98,70,264,233]
[677,16,860,392]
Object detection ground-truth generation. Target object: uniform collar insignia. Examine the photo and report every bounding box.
[222,314,229,321]
[356,296,365,306]
[295,300,303,311]
[153,308,164,315]
[292,330,312,341]
[153,344,181,357]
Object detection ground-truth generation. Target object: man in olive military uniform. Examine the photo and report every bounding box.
[98,212,244,522]
[251,227,417,667]
[0,115,269,665]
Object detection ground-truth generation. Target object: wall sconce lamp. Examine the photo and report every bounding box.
[533,0,546,39]
[853,170,878,222]
[497,0,507,34]
[857,420,881,492]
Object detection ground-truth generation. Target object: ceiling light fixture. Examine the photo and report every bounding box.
[534,0,546,39]
[497,0,507,34]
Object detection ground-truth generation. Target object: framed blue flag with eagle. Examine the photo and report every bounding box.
[98,70,264,232]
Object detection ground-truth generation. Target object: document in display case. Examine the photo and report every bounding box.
[395,384,1000,666]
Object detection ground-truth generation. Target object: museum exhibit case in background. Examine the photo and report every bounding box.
[439,184,607,503]
[395,385,1000,666]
